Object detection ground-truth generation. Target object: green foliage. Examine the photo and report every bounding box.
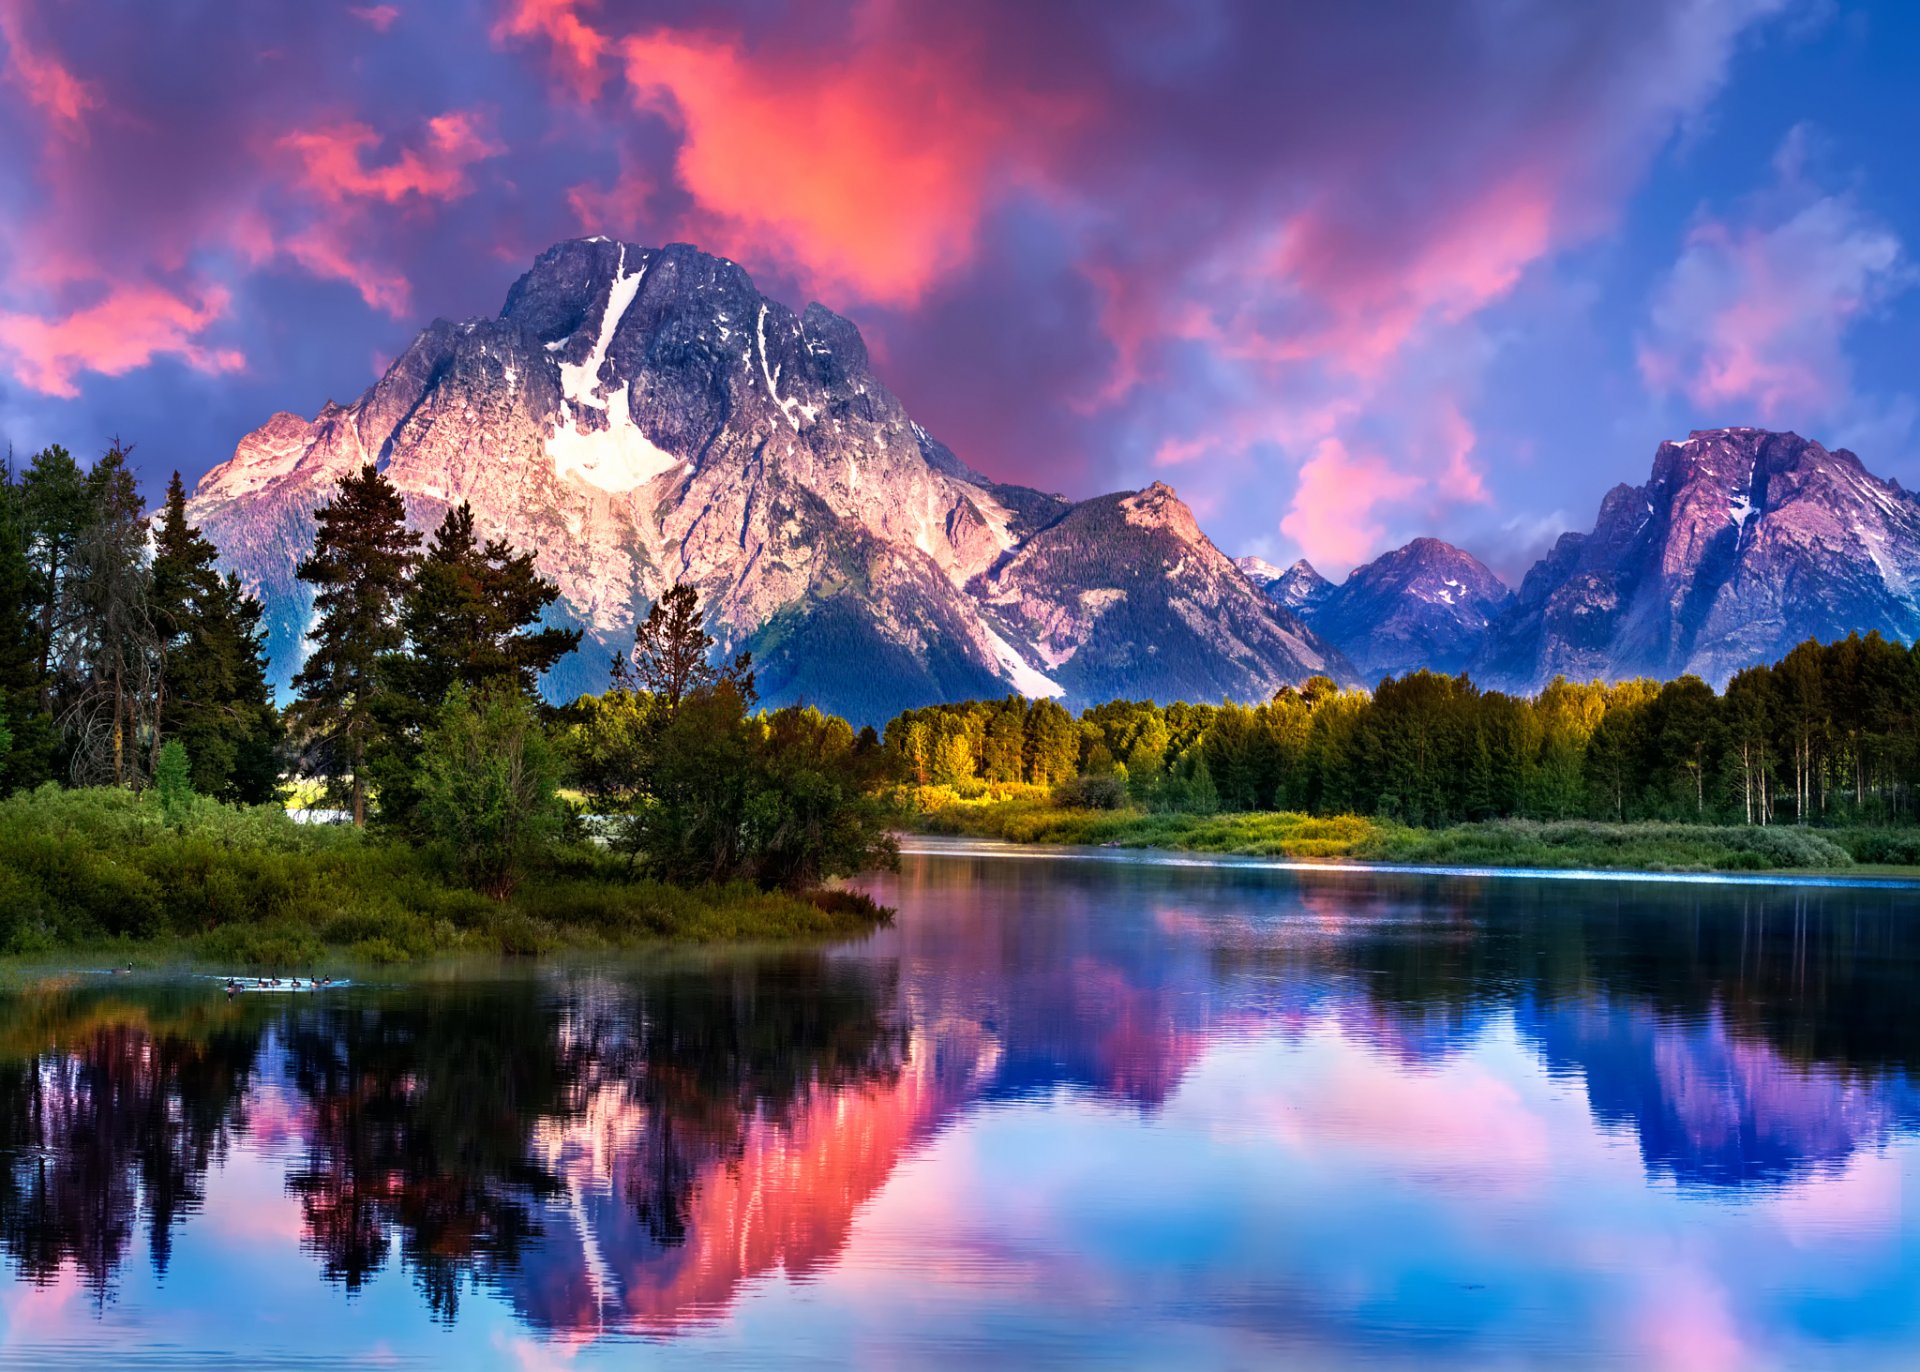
[0,784,888,963]
[883,634,1920,834]
[372,503,580,829]
[1051,774,1130,810]
[153,740,194,823]
[150,472,282,804]
[415,685,567,897]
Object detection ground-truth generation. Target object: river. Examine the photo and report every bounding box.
[1,837,1916,1368]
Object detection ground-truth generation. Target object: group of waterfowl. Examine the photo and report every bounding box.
[224,975,337,996]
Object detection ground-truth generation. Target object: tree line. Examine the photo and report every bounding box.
[1,445,892,899]
[885,633,1920,827]
[2,444,279,800]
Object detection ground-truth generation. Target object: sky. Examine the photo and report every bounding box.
[1,0,1918,582]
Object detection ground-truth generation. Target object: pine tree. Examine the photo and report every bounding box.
[62,443,152,786]
[389,502,580,703]
[291,464,420,825]
[373,501,579,829]
[0,463,55,790]
[18,445,90,712]
[620,582,752,710]
[150,472,282,803]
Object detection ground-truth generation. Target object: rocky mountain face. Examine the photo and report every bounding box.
[1474,428,1920,691]
[1297,538,1511,682]
[976,483,1350,704]
[1238,556,1334,615]
[190,239,1345,722]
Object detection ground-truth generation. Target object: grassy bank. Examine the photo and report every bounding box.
[0,786,889,967]
[903,787,1920,875]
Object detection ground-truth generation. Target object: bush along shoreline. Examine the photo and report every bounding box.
[899,786,1917,876]
[0,785,891,967]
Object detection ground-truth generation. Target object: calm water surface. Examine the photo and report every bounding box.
[2,839,1917,1368]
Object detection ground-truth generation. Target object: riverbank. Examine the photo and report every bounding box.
[905,791,1920,878]
[0,786,890,966]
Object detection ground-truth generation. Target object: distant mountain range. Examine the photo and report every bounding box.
[1245,427,1920,693]
[188,238,1920,719]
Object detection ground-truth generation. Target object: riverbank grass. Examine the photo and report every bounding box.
[904,788,1902,874]
[0,785,889,965]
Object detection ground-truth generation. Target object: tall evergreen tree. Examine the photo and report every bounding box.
[291,464,420,825]
[18,444,90,711]
[389,502,579,704]
[0,464,55,790]
[372,501,579,829]
[618,582,752,710]
[62,444,152,786]
[150,472,282,803]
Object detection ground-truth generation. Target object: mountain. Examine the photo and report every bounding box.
[1475,428,1920,690]
[1301,538,1511,682]
[1239,556,1334,614]
[976,483,1350,703]
[189,238,1345,722]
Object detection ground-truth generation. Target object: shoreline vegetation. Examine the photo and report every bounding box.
[900,786,1920,878]
[3,452,898,967]
[0,786,890,968]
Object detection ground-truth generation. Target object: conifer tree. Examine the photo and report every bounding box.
[618,582,752,710]
[150,472,282,803]
[291,464,420,825]
[63,443,151,785]
[373,501,579,828]
[18,444,90,709]
[0,464,55,790]
[389,501,580,704]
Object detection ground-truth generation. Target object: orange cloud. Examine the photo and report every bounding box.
[492,0,609,100]
[619,28,1052,306]
[281,110,501,205]
[1280,437,1423,570]
[0,0,99,133]
[0,282,243,397]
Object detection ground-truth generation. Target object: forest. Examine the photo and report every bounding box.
[883,637,1920,833]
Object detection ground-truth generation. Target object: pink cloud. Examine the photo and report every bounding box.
[616,26,1071,307]
[1640,136,1910,422]
[350,5,400,32]
[1280,437,1424,570]
[0,281,244,396]
[281,111,501,206]
[0,0,98,134]
[276,110,504,312]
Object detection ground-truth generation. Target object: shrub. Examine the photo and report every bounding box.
[1050,775,1130,810]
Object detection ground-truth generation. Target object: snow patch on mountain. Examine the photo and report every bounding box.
[982,624,1066,698]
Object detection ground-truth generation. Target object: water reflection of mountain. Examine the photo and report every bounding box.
[2,853,1918,1339]
[1517,995,1920,1189]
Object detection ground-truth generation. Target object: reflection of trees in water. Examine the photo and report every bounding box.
[0,988,264,1300]
[276,955,906,1322]
[279,983,581,1321]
